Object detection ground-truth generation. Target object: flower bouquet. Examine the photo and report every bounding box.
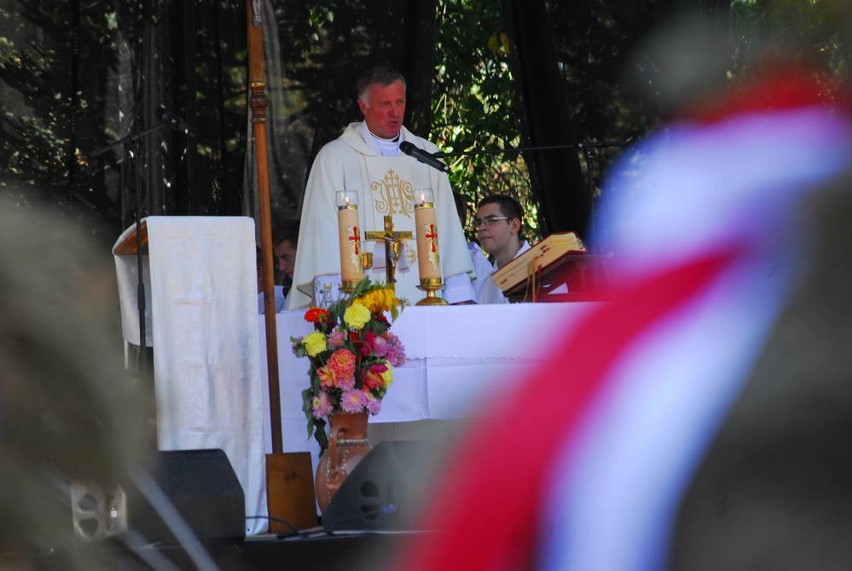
[291,278,407,453]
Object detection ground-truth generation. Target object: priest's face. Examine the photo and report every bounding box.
[358,80,406,139]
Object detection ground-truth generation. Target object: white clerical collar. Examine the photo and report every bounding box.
[359,122,402,156]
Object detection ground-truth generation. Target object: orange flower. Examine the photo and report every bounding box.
[361,362,389,391]
[319,349,357,389]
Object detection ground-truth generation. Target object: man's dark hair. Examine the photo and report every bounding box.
[477,194,524,221]
[477,194,525,241]
[273,220,300,248]
[356,66,406,101]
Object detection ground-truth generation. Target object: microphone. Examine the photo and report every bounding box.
[399,141,449,173]
[157,105,195,137]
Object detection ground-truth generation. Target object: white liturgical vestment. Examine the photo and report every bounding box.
[289,122,473,308]
[478,240,532,305]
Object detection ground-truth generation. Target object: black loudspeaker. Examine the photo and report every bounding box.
[127,449,245,544]
[322,441,433,533]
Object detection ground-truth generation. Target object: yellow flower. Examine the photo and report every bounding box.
[303,331,327,357]
[356,290,378,312]
[380,363,393,388]
[343,302,371,330]
[355,288,400,317]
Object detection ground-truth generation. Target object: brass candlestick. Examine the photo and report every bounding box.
[339,279,360,295]
[416,277,448,306]
[339,254,373,295]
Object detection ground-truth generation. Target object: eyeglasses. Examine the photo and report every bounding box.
[473,215,510,229]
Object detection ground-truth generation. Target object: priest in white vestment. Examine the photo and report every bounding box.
[288,67,474,308]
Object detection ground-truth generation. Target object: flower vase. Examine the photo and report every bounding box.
[314,412,373,512]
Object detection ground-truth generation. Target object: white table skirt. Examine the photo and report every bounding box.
[259,302,598,464]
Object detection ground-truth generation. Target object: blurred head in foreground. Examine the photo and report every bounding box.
[391,12,852,571]
[0,196,146,566]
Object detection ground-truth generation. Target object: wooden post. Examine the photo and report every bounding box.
[247,0,317,532]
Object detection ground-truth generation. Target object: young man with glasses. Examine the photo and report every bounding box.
[474,194,531,304]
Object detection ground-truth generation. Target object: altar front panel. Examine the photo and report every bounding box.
[259,303,598,459]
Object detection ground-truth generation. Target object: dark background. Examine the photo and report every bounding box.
[0,0,842,248]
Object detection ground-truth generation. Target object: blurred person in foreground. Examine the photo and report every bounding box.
[0,196,147,568]
[389,18,852,571]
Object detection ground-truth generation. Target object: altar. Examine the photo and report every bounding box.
[112,216,599,534]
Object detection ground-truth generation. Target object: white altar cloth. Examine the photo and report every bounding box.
[260,303,598,467]
[114,216,267,536]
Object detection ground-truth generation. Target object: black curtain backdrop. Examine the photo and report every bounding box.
[503,0,589,237]
[399,0,438,136]
[269,0,438,223]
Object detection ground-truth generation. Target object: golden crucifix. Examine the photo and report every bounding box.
[365,215,413,288]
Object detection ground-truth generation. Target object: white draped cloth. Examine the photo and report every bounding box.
[113,216,267,536]
[288,122,473,308]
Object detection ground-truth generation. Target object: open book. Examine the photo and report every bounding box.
[491,232,605,302]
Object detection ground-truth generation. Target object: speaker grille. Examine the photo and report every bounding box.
[323,441,431,533]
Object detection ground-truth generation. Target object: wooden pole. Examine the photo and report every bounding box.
[247,0,282,454]
[247,0,317,531]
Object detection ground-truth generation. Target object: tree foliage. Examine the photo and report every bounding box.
[1,0,849,244]
[730,0,850,93]
[431,0,535,240]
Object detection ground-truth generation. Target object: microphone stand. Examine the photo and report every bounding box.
[90,123,174,380]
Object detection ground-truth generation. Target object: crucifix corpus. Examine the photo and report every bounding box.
[365,215,413,288]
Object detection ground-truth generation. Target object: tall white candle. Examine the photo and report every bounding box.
[336,190,363,283]
[414,188,440,280]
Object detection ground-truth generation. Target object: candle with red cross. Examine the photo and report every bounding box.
[414,188,441,280]
[336,190,363,286]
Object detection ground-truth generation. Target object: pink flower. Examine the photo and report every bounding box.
[340,389,368,413]
[337,375,356,391]
[370,334,390,358]
[328,329,346,348]
[365,393,382,415]
[311,391,333,419]
[382,332,407,367]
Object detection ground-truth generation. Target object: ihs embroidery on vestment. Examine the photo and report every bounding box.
[370,169,415,217]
